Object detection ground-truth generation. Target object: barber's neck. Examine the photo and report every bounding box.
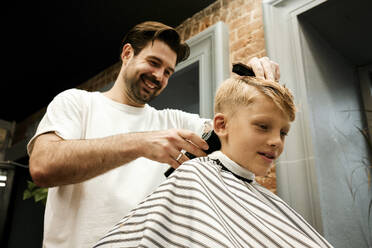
[103,80,145,108]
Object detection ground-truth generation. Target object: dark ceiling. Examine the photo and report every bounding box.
[2,0,216,123]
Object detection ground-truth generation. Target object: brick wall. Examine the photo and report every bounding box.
[17,0,276,192]
[176,0,266,67]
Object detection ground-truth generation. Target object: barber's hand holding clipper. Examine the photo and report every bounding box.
[140,128,209,169]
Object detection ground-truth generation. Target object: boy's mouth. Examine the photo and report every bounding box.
[257,152,275,161]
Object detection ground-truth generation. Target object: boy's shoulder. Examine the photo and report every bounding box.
[177,156,219,174]
[172,156,240,185]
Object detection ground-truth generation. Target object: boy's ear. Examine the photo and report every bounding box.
[213,113,228,137]
[121,44,134,65]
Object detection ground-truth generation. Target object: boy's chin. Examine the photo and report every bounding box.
[251,165,273,177]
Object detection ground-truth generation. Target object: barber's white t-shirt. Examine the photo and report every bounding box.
[27,89,207,248]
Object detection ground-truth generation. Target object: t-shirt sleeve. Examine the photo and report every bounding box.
[27,89,85,155]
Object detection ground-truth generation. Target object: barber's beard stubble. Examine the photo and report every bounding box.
[125,73,161,105]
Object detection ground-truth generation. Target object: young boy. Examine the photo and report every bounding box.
[93,76,333,248]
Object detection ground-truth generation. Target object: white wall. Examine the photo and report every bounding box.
[298,18,371,247]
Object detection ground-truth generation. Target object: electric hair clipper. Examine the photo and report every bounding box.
[164,130,221,177]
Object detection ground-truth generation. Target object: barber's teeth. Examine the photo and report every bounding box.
[144,80,155,89]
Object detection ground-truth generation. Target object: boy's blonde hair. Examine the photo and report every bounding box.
[214,76,296,121]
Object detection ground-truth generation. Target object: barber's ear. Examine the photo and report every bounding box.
[121,44,134,65]
[213,113,228,137]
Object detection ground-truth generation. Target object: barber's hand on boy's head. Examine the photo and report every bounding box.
[247,57,280,82]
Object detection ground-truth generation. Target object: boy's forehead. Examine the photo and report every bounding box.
[240,97,291,126]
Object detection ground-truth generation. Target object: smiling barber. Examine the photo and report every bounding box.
[27,21,280,248]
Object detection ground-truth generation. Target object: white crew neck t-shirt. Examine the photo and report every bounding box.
[27,89,207,248]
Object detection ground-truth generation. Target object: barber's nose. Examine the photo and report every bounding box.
[153,68,163,81]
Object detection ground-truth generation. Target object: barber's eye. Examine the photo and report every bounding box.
[149,60,159,66]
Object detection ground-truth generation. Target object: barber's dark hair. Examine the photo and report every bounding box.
[121,21,190,64]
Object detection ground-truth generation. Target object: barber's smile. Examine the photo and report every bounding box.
[141,75,160,93]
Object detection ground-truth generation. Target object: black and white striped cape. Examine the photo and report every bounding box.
[94,151,333,248]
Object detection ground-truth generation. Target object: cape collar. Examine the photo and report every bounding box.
[208,151,255,183]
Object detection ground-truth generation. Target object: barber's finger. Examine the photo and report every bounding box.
[184,141,207,158]
[175,151,190,165]
[247,57,265,79]
[178,130,209,151]
[273,61,280,81]
[177,135,208,158]
[269,59,280,81]
[169,151,190,169]
[168,155,181,169]
[260,57,275,81]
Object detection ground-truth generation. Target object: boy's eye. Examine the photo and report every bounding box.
[280,131,288,137]
[258,124,268,130]
[255,123,268,131]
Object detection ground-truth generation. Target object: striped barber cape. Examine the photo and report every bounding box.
[94,151,333,248]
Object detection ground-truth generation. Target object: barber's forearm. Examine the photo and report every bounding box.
[29,133,143,187]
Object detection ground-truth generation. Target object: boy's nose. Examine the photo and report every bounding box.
[268,134,282,148]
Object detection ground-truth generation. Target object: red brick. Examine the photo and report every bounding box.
[210,1,222,13]
[229,14,251,31]
[222,0,233,8]
[237,19,262,38]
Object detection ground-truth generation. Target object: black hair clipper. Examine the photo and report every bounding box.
[232,62,255,76]
[164,130,221,177]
